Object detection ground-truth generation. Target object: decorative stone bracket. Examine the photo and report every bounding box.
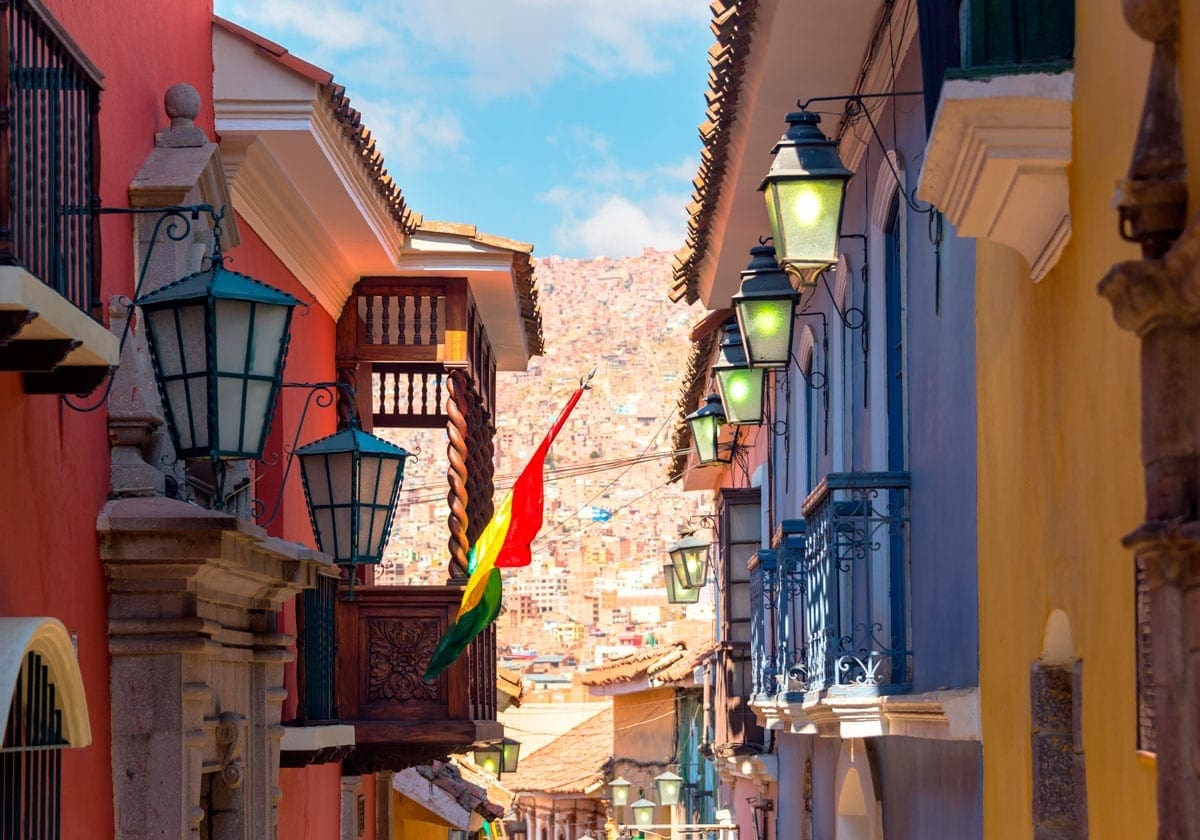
[917,71,1074,282]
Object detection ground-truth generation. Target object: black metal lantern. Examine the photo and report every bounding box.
[685,394,728,466]
[296,424,412,567]
[654,771,683,807]
[609,777,632,807]
[473,743,503,776]
[499,737,522,773]
[711,323,765,425]
[664,563,701,605]
[732,244,799,368]
[669,534,710,590]
[135,255,299,468]
[759,110,852,285]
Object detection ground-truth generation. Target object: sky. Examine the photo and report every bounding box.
[212,0,714,259]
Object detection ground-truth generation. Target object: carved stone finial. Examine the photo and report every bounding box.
[156,83,208,148]
[164,83,201,127]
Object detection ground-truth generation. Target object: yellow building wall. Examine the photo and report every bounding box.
[975,2,1156,837]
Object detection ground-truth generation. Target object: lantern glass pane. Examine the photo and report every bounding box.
[677,546,708,589]
[737,298,794,367]
[300,451,355,562]
[609,780,631,806]
[473,746,501,775]
[665,564,701,604]
[357,454,402,562]
[147,303,209,455]
[500,739,521,773]
[688,412,721,464]
[214,300,290,457]
[715,366,765,424]
[765,177,845,271]
[632,801,655,826]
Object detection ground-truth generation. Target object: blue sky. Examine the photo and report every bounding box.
[213,0,713,259]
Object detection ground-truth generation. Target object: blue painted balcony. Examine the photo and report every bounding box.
[800,472,912,696]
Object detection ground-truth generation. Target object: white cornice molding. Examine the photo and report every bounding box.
[917,71,1074,282]
[227,140,354,316]
[789,686,981,740]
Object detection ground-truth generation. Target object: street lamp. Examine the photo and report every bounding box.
[499,737,522,773]
[664,563,701,605]
[668,534,710,590]
[711,322,765,425]
[609,777,632,807]
[759,110,852,285]
[135,247,299,496]
[296,423,413,568]
[732,244,799,368]
[654,771,683,807]
[472,743,503,776]
[631,794,657,828]
[685,394,729,466]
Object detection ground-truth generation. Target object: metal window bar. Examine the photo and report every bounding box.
[0,0,103,320]
[802,472,912,693]
[1,651,66,840]
[298,573,338,723]
[748,552,777,699]
[776,523,806,697]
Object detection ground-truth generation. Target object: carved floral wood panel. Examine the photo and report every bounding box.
[367,618,441,702]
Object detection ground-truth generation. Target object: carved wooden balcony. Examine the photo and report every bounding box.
[337,277,497,426]
[335,585,501,773]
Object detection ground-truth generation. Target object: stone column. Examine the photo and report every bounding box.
[340,776,361,840]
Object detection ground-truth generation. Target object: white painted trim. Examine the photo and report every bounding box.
[834,739,882,840]
[0,617,92,748]
[0,266,119,367]
[393,767,478,831]
[916,71,1074,282]
[279,723,355,752]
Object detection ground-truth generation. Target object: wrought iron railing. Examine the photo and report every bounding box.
[775,521,807,698]
[296,572,339,723]
[748,550,776,699]
[0,0,103,319]
[1,650,66,839]
[801,472,912,693]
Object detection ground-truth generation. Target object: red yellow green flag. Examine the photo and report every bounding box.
[423,382,588,680]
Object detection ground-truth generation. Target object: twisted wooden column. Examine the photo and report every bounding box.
[464,389,488,550]
[335,362,358,430]
[445,369,471,580]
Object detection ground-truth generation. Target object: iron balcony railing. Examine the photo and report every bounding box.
[296,572,339,723]
[0,0,103,319]
[801,471,912,694]
[748,550,776,699]
[748,522,806,703]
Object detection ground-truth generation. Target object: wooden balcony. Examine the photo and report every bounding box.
[335,585,501,773]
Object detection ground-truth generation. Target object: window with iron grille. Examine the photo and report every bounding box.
[1,651,67,840]
[297,573,339,723]
[0,0,103,318]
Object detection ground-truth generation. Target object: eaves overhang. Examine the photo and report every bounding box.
[673,0,889,309]
[212,18,416,319]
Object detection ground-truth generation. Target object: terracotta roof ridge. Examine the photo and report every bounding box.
[417,220,536,255]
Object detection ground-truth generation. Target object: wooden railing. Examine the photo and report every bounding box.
[335,585,501,772]
[342,277,497,427]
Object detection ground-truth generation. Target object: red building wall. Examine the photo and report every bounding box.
[0,3,216,838]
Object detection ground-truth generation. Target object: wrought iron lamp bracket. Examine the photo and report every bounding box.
[249,379,365,527]
[61,203,227,412]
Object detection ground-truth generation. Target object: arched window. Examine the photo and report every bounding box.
[0,618,91,840]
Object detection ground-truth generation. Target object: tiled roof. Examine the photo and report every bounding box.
[498,666,525,707]
[416,220,545,358]
[413,758,513,820]
[670,0,761,304]
[503,706,614,794]
[579,642,711,688]
[214,16,420,236]
[667,310,732,482]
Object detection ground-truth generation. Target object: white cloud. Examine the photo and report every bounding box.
[544,192,687,258]
[352,96,465,172]
[219,0,708,97]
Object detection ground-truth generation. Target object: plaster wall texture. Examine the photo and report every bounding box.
[279,764,344,840]
[0,2,215,838]
[973,2,1157,838]
[875,737,982,838]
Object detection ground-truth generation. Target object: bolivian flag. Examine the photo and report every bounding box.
[423,382,588,680]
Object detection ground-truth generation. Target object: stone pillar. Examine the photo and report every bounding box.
[340,776,361,840]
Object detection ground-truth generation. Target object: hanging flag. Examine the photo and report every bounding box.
[424,378,590,681]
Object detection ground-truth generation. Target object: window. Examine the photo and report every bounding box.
[1,0,103,316]
[884,193,905,473]
[916,0,1074,126]
[1,652,66,840]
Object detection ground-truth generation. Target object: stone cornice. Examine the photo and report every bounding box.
[753,687,980,740]
[918,70,1074,282]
